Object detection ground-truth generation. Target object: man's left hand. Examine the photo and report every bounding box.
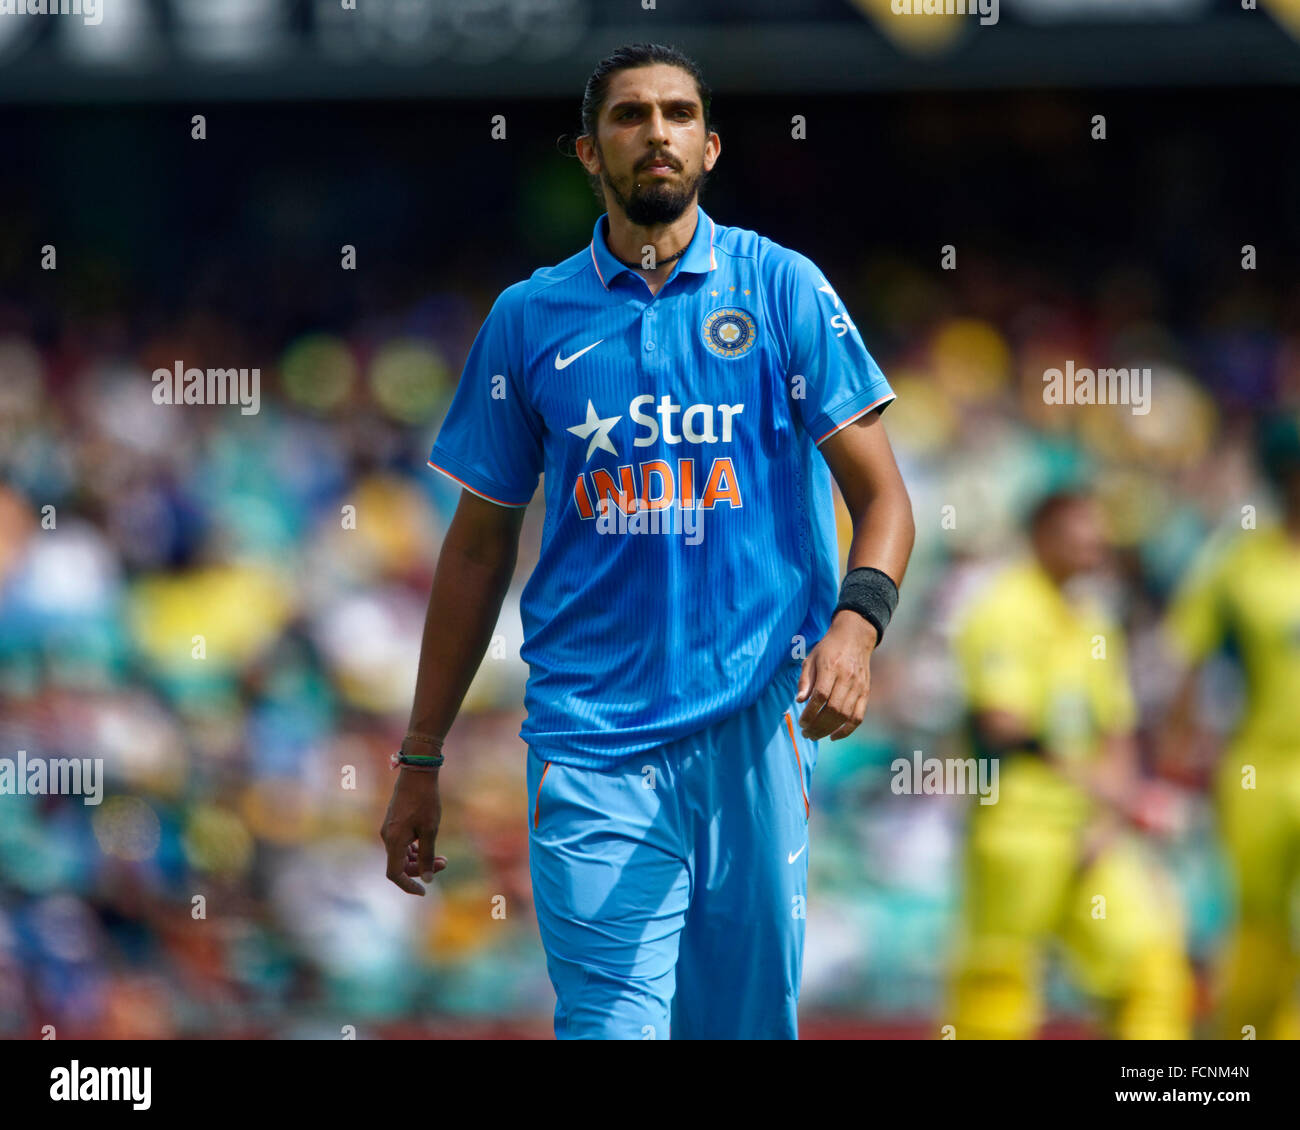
[796,610,877,740]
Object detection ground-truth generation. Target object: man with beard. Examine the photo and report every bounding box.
[381,43,914,1039]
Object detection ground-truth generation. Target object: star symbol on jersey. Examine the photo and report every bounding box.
[567,399,621,462]
[817,277,841,309]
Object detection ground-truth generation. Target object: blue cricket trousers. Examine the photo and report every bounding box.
[526,665,816,1039]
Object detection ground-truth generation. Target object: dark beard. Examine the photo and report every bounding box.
[603,164,705,227]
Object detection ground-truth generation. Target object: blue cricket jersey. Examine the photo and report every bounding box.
[428,206,896,768]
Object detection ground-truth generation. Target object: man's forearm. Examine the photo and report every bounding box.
[820,411,914,597]
[845,486,914,588]
[826,487,915,642]
[405,534,519,741]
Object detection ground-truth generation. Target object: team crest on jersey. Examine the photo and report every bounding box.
[701,307,757,359]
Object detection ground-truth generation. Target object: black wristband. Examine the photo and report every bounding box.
[834,566,899,646]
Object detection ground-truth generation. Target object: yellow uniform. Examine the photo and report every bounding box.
[949,560,1192,1039]
[1164,524,1300,1038]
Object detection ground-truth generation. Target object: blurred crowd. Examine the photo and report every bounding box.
[1,91,1298,1038]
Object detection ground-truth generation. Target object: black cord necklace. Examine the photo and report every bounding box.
[610,243,688,271]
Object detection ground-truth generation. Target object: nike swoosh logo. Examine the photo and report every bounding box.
[788,843,807,864]
[554,339,604,370]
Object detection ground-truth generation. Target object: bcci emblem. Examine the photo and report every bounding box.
[701,308,757,360]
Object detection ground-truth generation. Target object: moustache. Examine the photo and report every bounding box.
[636,155,681,172]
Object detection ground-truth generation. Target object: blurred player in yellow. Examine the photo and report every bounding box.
[949,490,1193,1039]
[1161,413,1300,1040]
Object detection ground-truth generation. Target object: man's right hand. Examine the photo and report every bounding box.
[380,768,448,896]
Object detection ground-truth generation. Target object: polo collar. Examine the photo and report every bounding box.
[588,206,717,291]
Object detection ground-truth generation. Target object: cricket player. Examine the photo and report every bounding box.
[1161,412,1300,1039]
[950,490,1193,1039]
[379,43,914,1039]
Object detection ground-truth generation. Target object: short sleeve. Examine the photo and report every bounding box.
[1163,543,1231,665]
[775,249,896,445]
[427,283,543,508]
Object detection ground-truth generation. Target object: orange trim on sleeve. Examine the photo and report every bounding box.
[815,392,897,446]
[426,460,529,509]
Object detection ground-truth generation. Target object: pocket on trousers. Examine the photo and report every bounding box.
[533,759,552,830]
[782,710,810,822]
